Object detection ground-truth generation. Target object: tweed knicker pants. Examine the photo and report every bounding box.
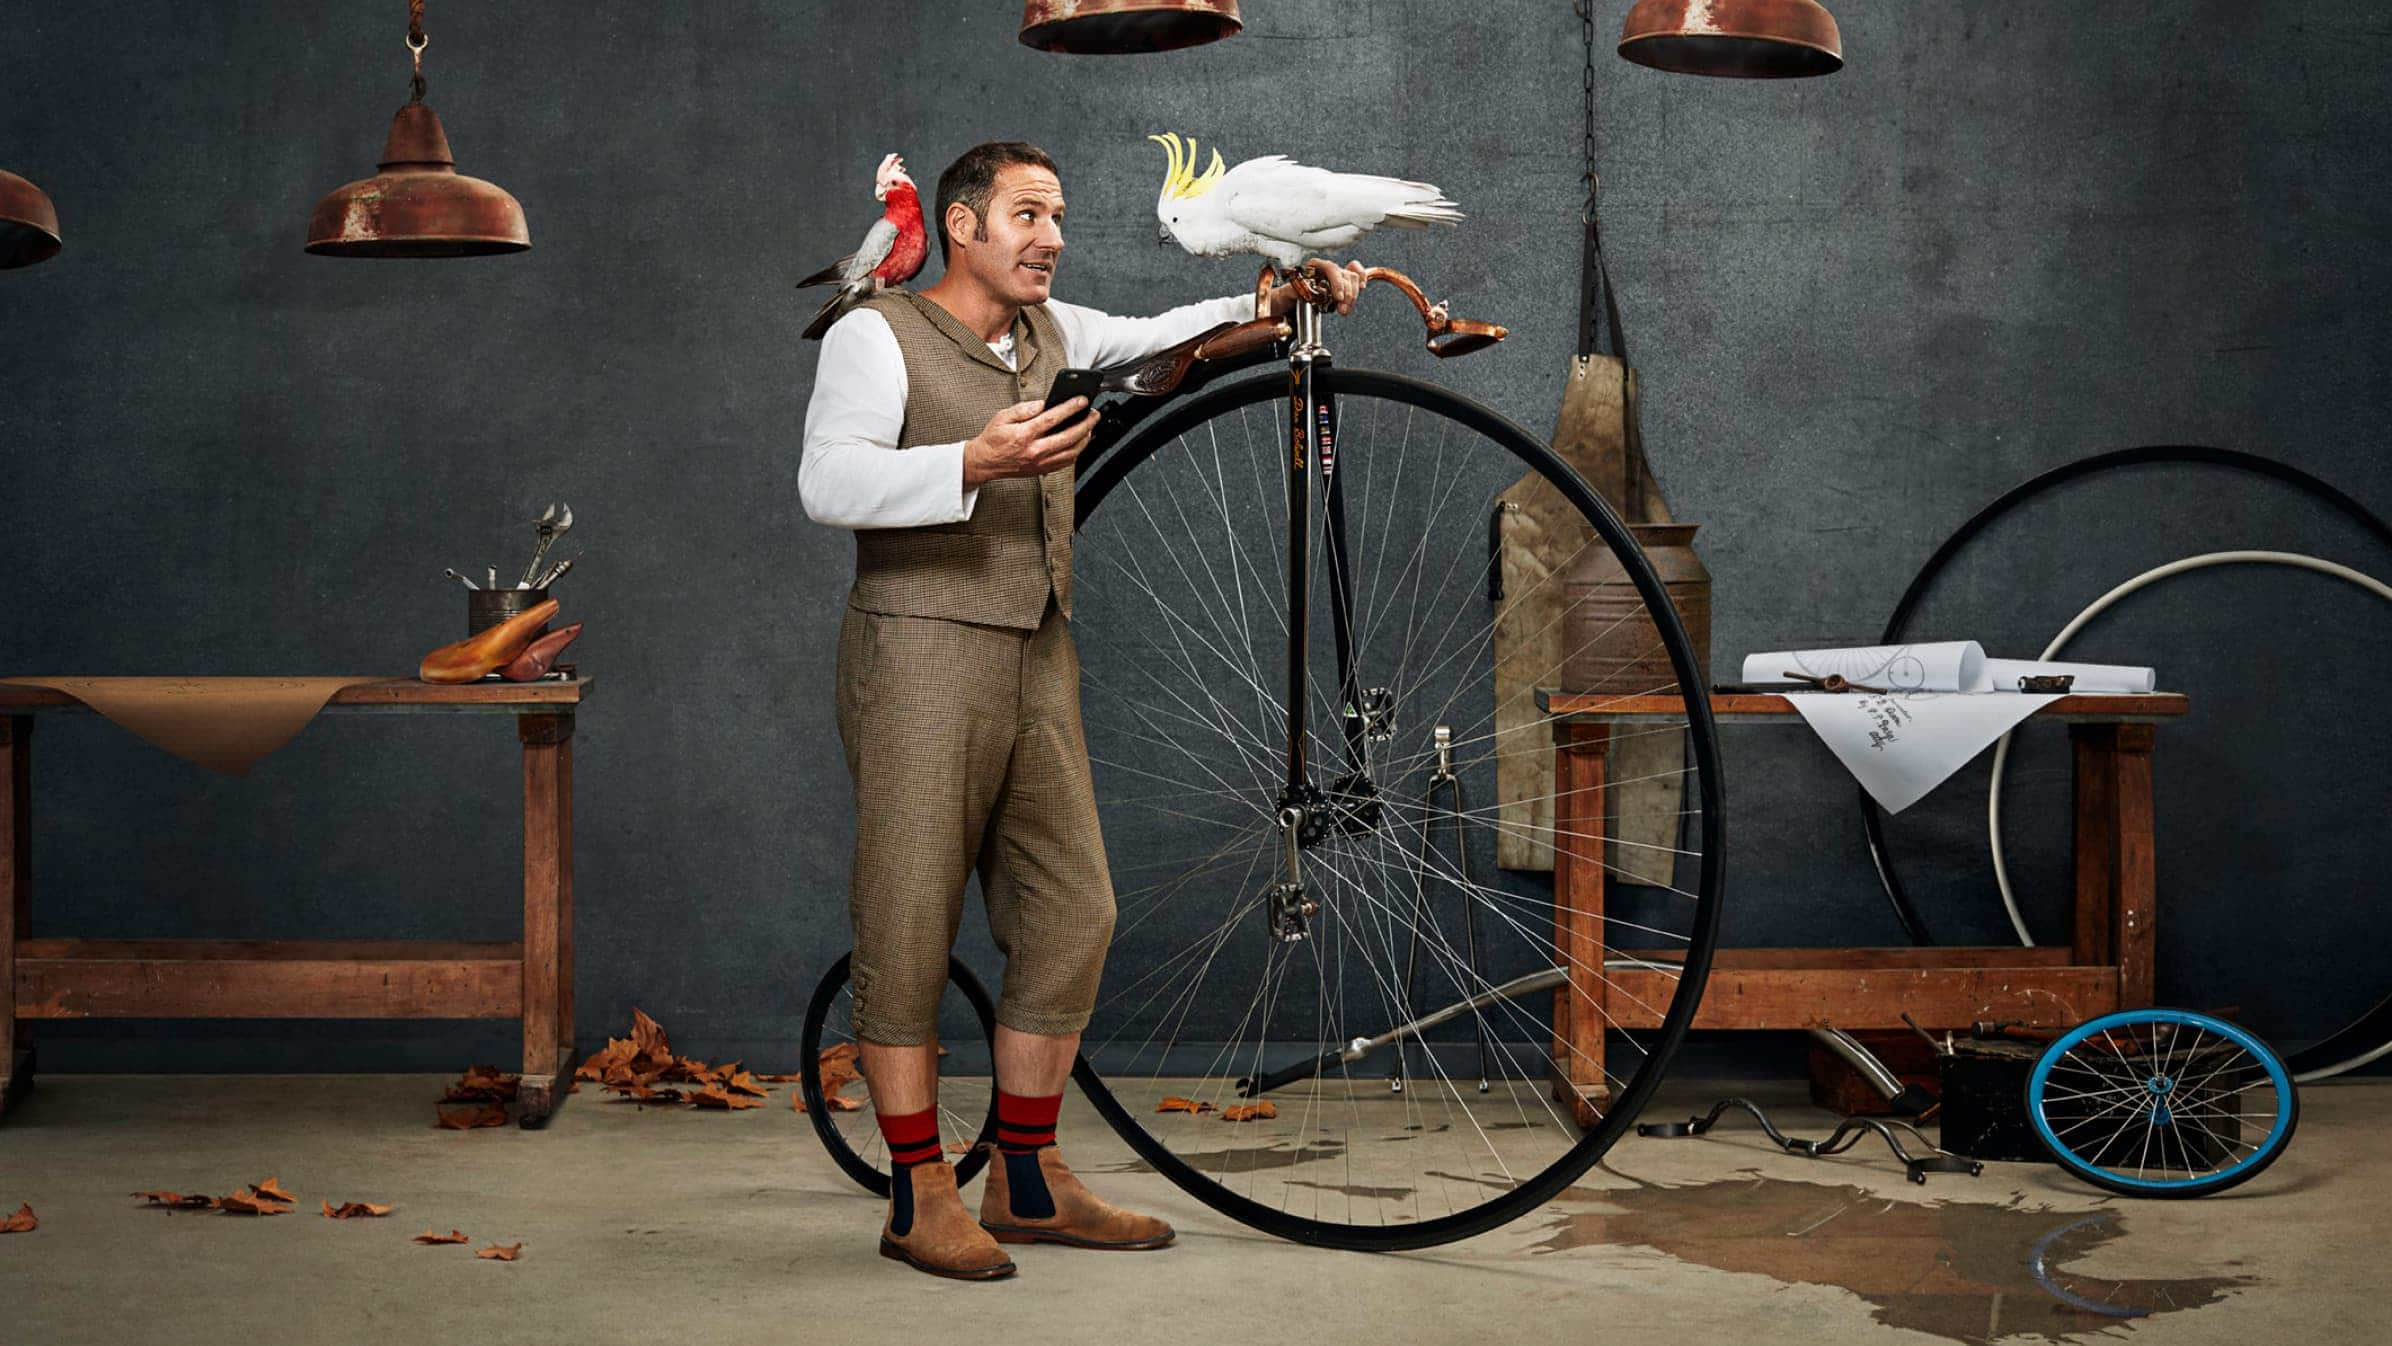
[834,591,1118,1045]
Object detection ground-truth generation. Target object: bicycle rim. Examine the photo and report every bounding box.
[2027,1009,2298,1198]
[1067,367,1725,1249]
[800,953,1000,1196]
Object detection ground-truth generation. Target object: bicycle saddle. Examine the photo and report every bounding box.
[1096,316,1291,398]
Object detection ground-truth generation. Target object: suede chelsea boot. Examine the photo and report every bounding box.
[979,1144,1175,1250]
[881,1161,1017,1280]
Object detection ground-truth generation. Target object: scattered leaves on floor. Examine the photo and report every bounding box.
[1157,1097,1216,1115]
[476,1242,524,1261]
[414,1229,470,1245]
[691,1084,763,1110]
[250,1177,297,1203]
[431,1064,525,1128]
[1,1203,35,1233]
[795,1043,867,1114]
[1221,1102,1278,1122]
[219,1190,293,1216]
[436,1103,511,1130]
[322,1201,394,1219]
[132,1191,216,1211]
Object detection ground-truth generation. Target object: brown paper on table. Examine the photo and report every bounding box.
[0,676,390,776]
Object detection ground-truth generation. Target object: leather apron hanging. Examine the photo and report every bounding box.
[1489,201,1690,882]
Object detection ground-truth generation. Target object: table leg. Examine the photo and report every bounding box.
[2069,724,2119,967]
[1549,719,1609,1127]
[517,712,575,1127]
[2069,723,2157,1010]
[2112,724,2158,1009]
[1,716,30,1115]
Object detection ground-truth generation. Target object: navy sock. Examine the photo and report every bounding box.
[878,1107,941,1236]
[996,1090,1063,1220]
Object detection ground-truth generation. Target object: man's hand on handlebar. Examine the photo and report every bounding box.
[963,397,1100,489]
[1263,258,1368,319]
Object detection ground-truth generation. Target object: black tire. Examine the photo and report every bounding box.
[799,952,1000,1197]
[1067,367,1726,1250]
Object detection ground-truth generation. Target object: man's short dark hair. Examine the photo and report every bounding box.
[934,142,1060,268]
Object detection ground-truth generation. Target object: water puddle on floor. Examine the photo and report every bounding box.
[1535,1175,2246,1342]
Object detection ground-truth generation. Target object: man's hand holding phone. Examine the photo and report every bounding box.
[963,376,1102,489]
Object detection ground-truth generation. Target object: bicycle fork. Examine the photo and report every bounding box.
[1268,300,1378,941]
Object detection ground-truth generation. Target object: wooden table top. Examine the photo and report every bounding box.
[0,676,596,714]
[1539,689,2189,721]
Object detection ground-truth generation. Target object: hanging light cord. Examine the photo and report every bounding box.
[407,0,429,104]
[1574,0,1609,356]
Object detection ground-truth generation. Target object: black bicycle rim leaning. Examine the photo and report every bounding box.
[1860,444,2392,1080]
[799,952,1001,1196]
[1068,366,1726,1251]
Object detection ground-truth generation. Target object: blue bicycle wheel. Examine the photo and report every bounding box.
[2027,1009,2297,1198]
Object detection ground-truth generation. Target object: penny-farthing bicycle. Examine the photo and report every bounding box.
[804,261,1726,1251]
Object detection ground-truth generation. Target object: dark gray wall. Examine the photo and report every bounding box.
[2,1,2385,1072]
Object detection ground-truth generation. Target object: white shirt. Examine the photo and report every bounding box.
[799,293,1254,529]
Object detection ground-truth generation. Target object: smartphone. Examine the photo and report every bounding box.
[1043,367,1104,417]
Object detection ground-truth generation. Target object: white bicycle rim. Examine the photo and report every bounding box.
[1983,549,2392,1081]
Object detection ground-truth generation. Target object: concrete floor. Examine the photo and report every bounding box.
[0,1072,2378,1345]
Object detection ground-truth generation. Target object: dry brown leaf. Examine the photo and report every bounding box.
[476,1242,524,1261]
[219,1191,293,1216]
[1,1203,36,1233]
[440,1065,521,1104]
[690,1085,762,1111]
[322,1200,394,1219]
[414,1228,470,1245]
[132,1191,217,1210]
[250,1177,297,1204]
[1157,1096,1216,1114]
[726,1070,770,1099]
[754,1072,802,1083]
[631,1007,670,1059]
[1221,1102,1278,1122]
[436,1103,510,1130]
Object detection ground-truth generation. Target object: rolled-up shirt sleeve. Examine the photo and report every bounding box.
[1048,293,1254,369]
[799,309,980,530]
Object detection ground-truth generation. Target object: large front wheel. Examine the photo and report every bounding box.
[1066,368,1725,1249]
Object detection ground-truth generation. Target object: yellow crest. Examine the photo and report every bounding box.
[1146,132,1226,201]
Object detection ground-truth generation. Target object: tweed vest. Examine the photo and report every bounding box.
[845,290,1074,630]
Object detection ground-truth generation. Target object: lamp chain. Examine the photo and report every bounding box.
[407,0,429,104]
[1573,0,1611,357]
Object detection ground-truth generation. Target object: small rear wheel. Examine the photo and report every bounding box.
[799,952,1000,1196]
[2027,1008,2297,1198]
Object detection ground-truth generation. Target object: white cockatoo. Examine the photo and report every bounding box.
[1147,133,1463,269]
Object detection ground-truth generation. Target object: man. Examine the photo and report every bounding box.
[800,141,1361,1282]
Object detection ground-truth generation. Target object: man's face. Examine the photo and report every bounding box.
[952,162,1065,306]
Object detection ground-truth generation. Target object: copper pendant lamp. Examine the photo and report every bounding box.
[1619,0,1843,79]
[307,0,528,257]
[0,167,61,270]
[1020,0,1242,54]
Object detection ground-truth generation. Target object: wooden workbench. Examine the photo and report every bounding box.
[1540,690,2188,1125]
[0,676,591,1126]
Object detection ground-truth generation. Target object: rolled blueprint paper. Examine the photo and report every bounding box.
[1980,658,2156,694]
[1741,641,1986,693]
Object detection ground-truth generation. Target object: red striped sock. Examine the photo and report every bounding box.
[996,1090,1062,1155]
[877,1107,943,1168]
